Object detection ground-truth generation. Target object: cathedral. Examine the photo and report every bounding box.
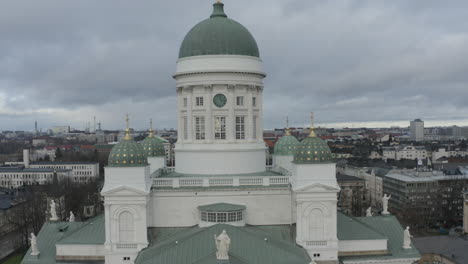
[22,2,420,264]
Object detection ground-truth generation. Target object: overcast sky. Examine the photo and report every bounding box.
[1,0,468,131]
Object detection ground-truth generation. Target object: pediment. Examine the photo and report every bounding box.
[294,182,339,193]
[101,185,149,196]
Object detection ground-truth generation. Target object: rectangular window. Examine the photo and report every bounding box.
[207,212,216,222]
[183,97,187,107]
[236,116,245,140]
[236,211,243,221]
[183,117,188,140]
[252,97,256,107]
[196,96,204,106]
[214,116,226,140]
[253,116,257,139]
[195,117,205,140]
[201,211,207,221]
[228,212,237,222]
[217,212,227,223]
[236,96,244,106]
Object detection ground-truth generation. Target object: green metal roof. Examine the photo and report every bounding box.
[137,224,310,264]
[198,203,246,212]
[141,136,165,157]
[21,221,86,264]
[293,136,333,164]
[179,3,259,59]
[337,212,386,241]
[274,135,300,156]
[339,214,421,261]
[108,137,148,167]
[58,214,105,245]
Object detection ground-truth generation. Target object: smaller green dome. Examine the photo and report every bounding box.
[274,132,300,156]
[108,132,148,167]
[141,132,165,157]
[293,134,333,164]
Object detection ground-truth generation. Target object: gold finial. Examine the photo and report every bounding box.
[124,114,132,140]
[285,116,291,136]
[309,112,316,137]
[216,0,222,3]
[148,118,155,138]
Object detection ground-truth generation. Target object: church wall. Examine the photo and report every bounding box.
[338,239,387,254]
[149,188,293,227]
[273,155,294,173]
[174,147,266,174]
[292,163,339,191]
[56,244,105,258]
[147,157,165,175]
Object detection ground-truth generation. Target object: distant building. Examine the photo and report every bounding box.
[382,145,428,161]
[383,169,467,228]
[336,174,368,216]
[414,236,468,264]
[51,126,70,134]
[410,119,424,141]
[0,167,71,188]
[29,162,99,184]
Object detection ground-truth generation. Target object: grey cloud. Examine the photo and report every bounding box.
[0,0,467,131]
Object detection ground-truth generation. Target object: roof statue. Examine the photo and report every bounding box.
[50,199,58,221]
[30,233,39,256]
[69,211,75,222]
[382,194,391,215]
[403,226,413,249]
[215,230,230,260]
[366,206,373,217]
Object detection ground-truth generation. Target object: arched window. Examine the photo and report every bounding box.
[119,211,134,242]
[308,208,324,241]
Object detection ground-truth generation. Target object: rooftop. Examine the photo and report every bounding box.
[413,236,468,264]
[0,167,71,173]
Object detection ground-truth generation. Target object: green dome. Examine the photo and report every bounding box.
[178,3,259,59]
[274,133,300,156]
[141,134,165,157]
[293,135,333,164]
[108,133,148,167]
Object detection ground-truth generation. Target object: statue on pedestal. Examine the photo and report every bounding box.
[50,199,59,221]
[214,230,230,260]
[366,206,373,217]
[382,194,391,215]
[30,233,40,256]
[69,211,75,222]
[403,226,413,249]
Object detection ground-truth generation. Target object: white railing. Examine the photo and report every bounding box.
[305,241,328,247]
[152,175,290,188]
[116,243,137,249]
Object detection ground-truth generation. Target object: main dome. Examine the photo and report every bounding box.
[178,2,260,59]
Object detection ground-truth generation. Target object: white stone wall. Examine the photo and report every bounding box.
[338,239,387,253]
[149,188,293,227]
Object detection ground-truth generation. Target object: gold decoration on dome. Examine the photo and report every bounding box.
[285,116,291,136]
[124,114,132,140]
[309,112,317,137]
[216,0,222,3]
[148,118,155,138]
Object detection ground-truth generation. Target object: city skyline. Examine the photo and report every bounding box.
[1,0,468,131]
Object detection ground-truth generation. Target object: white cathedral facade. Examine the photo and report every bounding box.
[22,2,420,264]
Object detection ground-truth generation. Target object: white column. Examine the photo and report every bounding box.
[257,86,264,143]
[186,86,193,142]
[227,85,235,142]
[205,85,213,143]
[176,87,183,143]
[104,204,111,249]
[247,86,254,142]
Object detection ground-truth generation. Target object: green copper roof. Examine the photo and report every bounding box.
[198,203,246,212]
[293,136,333,164]
[274,135,300,156]
[141,136,165,157]
[179,3,260,59]
[108,136,148,167]
[59,215,105,245]
[337,212,386,241]
[137,224,310,264]
[21,221,85,264]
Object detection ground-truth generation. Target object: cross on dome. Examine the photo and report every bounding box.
[124,114,132,140]
[309,112,316,137]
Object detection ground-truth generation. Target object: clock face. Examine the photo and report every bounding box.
[213,94,227,108]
